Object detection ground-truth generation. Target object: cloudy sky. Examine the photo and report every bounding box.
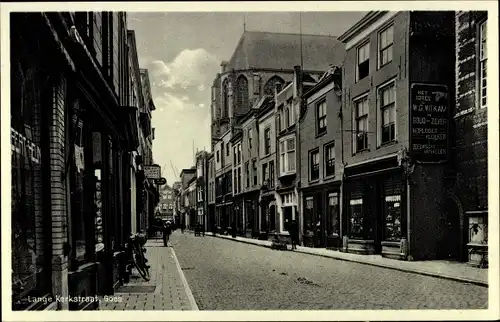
[128,11,366,184]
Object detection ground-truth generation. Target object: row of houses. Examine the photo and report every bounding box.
[10,12,158,310]
[176,11,488,267]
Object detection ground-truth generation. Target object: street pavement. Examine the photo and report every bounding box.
[173,232,488,310]
[99,238,196,310]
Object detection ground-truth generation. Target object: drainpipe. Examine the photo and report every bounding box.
[294,65,303,245]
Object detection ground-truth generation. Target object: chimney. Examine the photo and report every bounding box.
[293,65,302,98]
[221,61,229,73]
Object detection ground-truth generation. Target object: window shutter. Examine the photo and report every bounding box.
[376,89,381,147]
[351,101,356,155]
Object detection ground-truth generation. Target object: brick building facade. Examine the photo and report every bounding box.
[10,12,156,311]
[299,67,343,249]
[452,11,488,266]
[338,11,456,260]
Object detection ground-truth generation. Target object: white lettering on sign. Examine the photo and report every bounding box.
[350,198,363,206]
[144,165,161,179]
[11,128,41,164]
[385,195,401,202]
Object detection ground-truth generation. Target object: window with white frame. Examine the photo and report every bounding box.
[357,42,370,81]
[479,20,487,108]
[264,127,271,155]
[379,81,396,144]
[233,168,238,194]
[355,96,369,152]
[237,143,241,164]
[317,100,327,135]
[279,137,296,175]
[287,99,294,126]
[310,149,320,181]
[248,129,252,150]
[379,25,394,67]
[233,146,237,164]
[324,142,335,177]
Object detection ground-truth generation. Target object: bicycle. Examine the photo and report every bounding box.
[125,232,151,281]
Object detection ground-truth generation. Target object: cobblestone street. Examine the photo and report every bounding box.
[172,232,488,310]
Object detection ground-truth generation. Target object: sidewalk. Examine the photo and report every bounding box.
[99,235,198,310]
[206,232,488,287]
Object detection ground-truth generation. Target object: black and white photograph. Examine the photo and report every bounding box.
[1,1,498,321]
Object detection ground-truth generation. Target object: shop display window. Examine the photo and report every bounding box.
[384,195,402,241]
[349,198,364,239]
[327,193,340,236]
[303,197,315,237]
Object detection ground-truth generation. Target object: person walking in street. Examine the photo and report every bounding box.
[162,221,172,247]
[289,220,299,250]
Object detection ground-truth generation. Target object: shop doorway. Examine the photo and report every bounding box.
[269,205,276,232]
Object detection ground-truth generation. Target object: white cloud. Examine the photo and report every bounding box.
[150,48,219,90]
[155,93,197,112]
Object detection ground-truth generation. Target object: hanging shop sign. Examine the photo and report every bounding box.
[144,165,161,179]
[409,83,450,163]
[154,177,167,186]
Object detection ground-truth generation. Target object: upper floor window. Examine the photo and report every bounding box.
[310,150,320,181]
[237,143,241,164]
[287,100,294,127]
[324,142,335,177]
[285,106,290,128]
[236,76,249,110]
[357,42,370,81]
[264,127,271,155]
[216,150,220,163]
[233,169,238,194]
[379,25,394,68]
[245,161,250,188]
[479,20,487,108]
[379,81,396,145]
[269,161,275,188]
[247,129,252,150]
[222,79,229,117]
[317,100,327,135]
[355,96,369,152]
[279,137,296,175]
[252,159,257,186]
[262,163,269,184]
[233,146,237,164]
[226,143,230,156]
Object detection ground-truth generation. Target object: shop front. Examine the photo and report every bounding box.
[258,192,276,240]
[242,190,260,238]
[11,18,55,308]
[301,184,341,249]
[232,196,244,236]
[274,189,298,239]
[343,156,406,258]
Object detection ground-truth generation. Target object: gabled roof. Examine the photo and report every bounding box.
[227,31,346,72]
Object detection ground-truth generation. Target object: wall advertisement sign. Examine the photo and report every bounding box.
[144,165,161,179]
[409,83,450,163]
